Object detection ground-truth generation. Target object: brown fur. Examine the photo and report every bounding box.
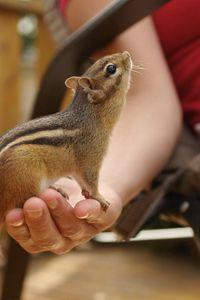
[0,51,132,225]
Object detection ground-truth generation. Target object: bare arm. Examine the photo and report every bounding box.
[99,17,182,204]
[5,1,182,253]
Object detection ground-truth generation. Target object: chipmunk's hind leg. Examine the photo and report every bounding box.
[49,185,69,199]
[77,169,110,211]
[0,154,42,225]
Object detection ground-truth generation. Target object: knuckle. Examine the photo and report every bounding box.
[63,227,85,240]
[34,239,56,249]
[28,218,45,229]
[7,226,30,242]
[19,239,43,254]
[28,220,52,236]
[27,247,42,254]
[63,224,98,241]
[66,232,82,240]
[52,247,71,255]
[26,212,50,231]
[28,245,48,254]
[51,239,73,254]
[50,207,65,218]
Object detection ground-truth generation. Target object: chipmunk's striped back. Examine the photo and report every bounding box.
[0,111,82,157]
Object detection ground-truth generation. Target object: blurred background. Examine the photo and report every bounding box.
[0,1,200,299]
[0,0,59,135]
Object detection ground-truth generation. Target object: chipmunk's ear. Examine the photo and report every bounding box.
[65,76,93,92]
[79,77,105,103]
[78,77,93,90]
[65,76,80,90]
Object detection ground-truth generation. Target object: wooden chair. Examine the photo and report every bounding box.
[1,1,169,299]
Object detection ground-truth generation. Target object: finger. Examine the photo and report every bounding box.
[6,209,31,242]
[74,199,102,221]
[23,197,74,253]
[40,189,98,241]
[6,208,25,227]
[74,199,112,227]
[6,210,44,254]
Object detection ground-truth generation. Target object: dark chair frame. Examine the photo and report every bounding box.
[1,1,169,299]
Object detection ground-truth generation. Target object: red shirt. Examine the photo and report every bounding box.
[153,0,200,128]
[59,0,68,14]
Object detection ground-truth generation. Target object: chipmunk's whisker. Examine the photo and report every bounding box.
[131,69,142,75]
[129,78,134,86]
[131,63,144,74]
[133,64,144,69]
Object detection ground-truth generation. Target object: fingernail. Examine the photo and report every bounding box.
[26,209,43,218]
[48,198,58,210]
[78,213,89,219]
[11,220,24,227]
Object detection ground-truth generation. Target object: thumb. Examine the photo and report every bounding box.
[74,199,103,223]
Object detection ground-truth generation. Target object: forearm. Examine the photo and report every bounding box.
[100,91,182,205]
[99,19,182,205]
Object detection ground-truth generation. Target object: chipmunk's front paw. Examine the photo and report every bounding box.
[99,199,110,212]
[81,189,110,211]
[49,185,69,199]
[82,189,91,199]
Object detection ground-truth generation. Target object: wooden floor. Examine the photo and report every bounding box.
[17,241,200,300]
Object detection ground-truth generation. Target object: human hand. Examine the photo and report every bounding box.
[5,178,122,254]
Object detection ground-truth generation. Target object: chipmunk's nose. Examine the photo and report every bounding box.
[122,51,132,69]
[122,51,131,58]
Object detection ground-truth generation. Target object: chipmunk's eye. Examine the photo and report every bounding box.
[106,64,117,75]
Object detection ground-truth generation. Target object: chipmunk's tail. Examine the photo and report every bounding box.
[0,170,20,230]
[0,225,9,262]
[0,190,9,232]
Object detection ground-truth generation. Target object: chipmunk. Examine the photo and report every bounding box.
[0,51,132,226]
